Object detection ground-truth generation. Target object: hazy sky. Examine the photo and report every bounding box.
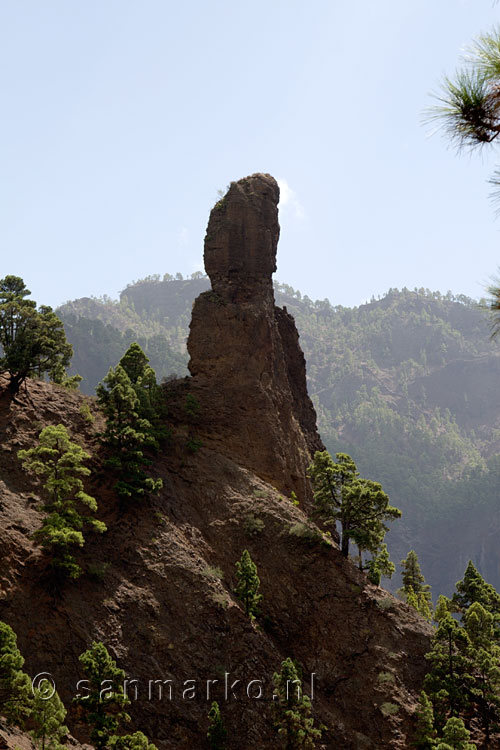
[2,0,500,309]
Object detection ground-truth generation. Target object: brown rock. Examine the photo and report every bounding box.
[187,173,322,503]
[204,174,279,303]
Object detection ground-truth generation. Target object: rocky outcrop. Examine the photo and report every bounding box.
[187,174,322,502]
[0,175,434,750]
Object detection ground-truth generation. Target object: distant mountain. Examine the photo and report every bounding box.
[57,277,500,597]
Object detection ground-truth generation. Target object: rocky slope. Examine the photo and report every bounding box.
[0,174,432,749]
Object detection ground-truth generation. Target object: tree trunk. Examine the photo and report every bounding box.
[7,373,23,393]
[341,529,349,557]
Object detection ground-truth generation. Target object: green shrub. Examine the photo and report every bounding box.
[211,593,229,610]
[244,514,265,537]
[87,563,110,582]
[202,566,224,581]
[79,400,94,423]
[377,671,395,685]
[380,702,399,716]
[186,436,203,453]
[288,523,324,544]
[184,394,200,419]
[376,597,394,612]
[235,550,262,618]
[252,488,268,499]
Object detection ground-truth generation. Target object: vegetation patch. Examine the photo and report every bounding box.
[87,562,110,582]
[202,565,224,581]
[206,291,226,305]
[376,597,394,612]
[184,393,200,419]
[288,522,324,545]
[186,435,203,453]
[211,592,230,610]
[252,488,268,499]
[243,514,265,538]
[79,400,94,423]
[154,511,167,526]
[377,671,395,685]
[379,702,399,717]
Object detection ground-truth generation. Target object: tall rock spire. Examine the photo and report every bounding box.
[187,173,323,501]
[204,173,279,302]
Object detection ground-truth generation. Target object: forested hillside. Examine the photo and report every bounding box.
[57,276,500,597]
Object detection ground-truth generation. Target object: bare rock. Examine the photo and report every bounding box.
[187,173,322,502]
[204,174,279,303]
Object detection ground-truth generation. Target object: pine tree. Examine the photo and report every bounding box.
[207,701,227,749]
[0,621,69,746]
[422,566,500,744]
[452,562,500,621]
[424,613,472,722]
[307,452,356,552]
[96,364,163,504]
[118,343,167,445]
[464,602,495,650]
[272,658,322,749]
[354,519,385,572]
[405,586,433,621]
[413,691,437,749]
[406,586,420,611]
[399,551,432,604]
[417,592,433,623]
[0,621,31,725]
[109,731,157,750]
[235,549,262,618]
[118,343,150,385]
[18,424,106,579]
[31,688,68,750]
[437,717,476,749]
[35,306,78,388]
[0,276,74,393]
[426,26,500,226]
[469,645,500,743]
[434,596,453,624]
[49,361,82,390]
[74,641,130,750]
[97,364,146,449]
[463,602,500,742]
[367,543,395,585]
[307,451,400,558]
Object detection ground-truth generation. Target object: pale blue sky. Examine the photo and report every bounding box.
[2,0,500,308]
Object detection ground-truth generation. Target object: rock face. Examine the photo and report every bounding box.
[203,174,279,302]
[187,174,322,502]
